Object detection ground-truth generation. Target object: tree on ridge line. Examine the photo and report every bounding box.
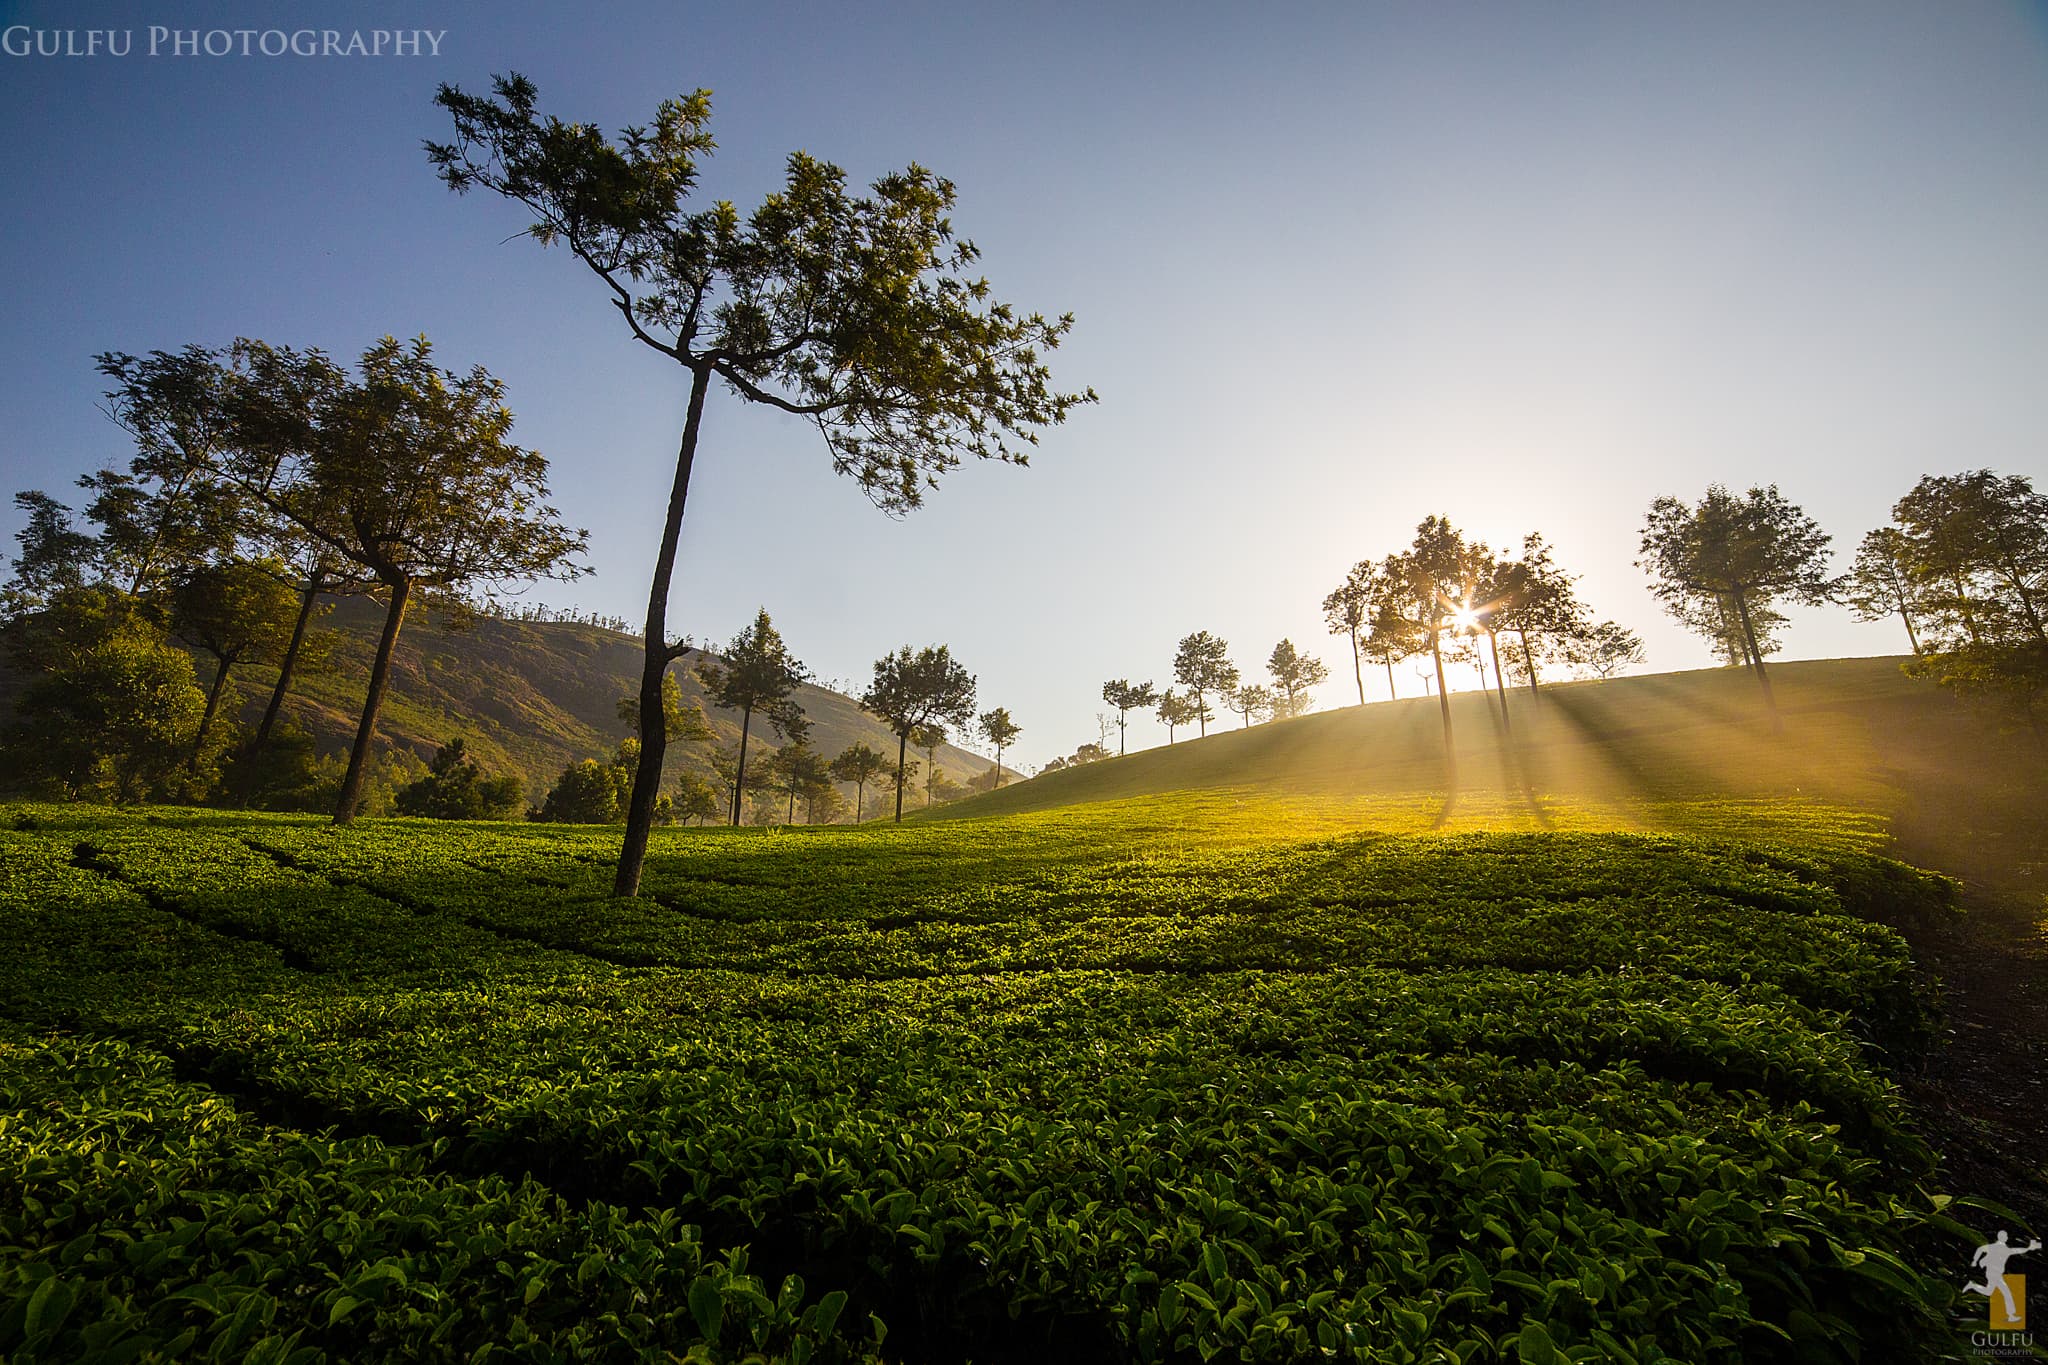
[430,72,1092,895]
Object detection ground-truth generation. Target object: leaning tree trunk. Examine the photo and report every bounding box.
[250,573,326,761]
[616,365,712,897]
[1730,587,1780,725]
[1349,626,1365,707]
[1517,628,1540,698]
[191,655,235,768]
[334,575,411,824]
[1384,657,1397,700]
[1897,603,1922,657]
[1487,631,1513,737]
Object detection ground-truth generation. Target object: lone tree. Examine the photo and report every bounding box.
[861,645,977,821]
[1578,621,1646,679]
[694,609,808,825]
[429,74,1091,894]
[977,706,1021,786]
[1842,527,1926,656]
[1100,679,1156,756]
[231,337,587,822]
[1171,631,1237,738]
[1265,638,1328,718]
[1638,485,1835,720]
[1156,688,1199,744]
[829,742,889,822]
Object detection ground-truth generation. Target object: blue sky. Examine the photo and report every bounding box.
[4,1,2046,767]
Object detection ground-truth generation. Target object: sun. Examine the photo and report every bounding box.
[1449,605,1482,632]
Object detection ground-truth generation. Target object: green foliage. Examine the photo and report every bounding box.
[2,589,215,802]
[1,491,99,618]
[672,771,724,825]
[1887,470,2048,733]
[0,797,1974,1362]
[394,739,523,821]
[862,646,976,819]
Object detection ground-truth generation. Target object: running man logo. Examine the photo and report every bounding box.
[1964,1230,2039,1329]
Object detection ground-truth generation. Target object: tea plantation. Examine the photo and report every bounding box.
[0,794,1986,1362]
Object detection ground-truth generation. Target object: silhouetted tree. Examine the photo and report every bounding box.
[1229,683,1273,728]
[695,609,808,825]
[1100,679,1156,756]
[1265,638,1327,718]
[430,73,1091,894]
[1841,527,1925,657]
[1,492,100,618]
[1578,621,1646,679]
[1392,516,1478,763]
[977,706,1020,786]
[1156,688,1199,744]
[91,346,248,595]
[1889,470,2048,737]
[1172,631,1237,738]
[861,645,976,821]
[1639,485,1834,720]
[1487,533,1592,699]
[1321,562,1378,707]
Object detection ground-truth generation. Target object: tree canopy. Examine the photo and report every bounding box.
[861,645,976,821]
[1638,484,1834,718]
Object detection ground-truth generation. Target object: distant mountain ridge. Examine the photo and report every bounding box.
[217,594,998,807]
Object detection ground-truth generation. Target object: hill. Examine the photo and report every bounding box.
[938,656,2047,905]
[195,595,999,808]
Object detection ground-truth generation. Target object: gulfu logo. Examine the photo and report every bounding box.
[1965,1229,2039,1351]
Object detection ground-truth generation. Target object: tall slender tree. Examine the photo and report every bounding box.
[861,645,977,821]
[1100,679,1156,756]
[977,707,1021,786]
[695,608,809,825]
[1321,562,1377,707]
[1638,485,1835,721]
[429,74,1091,893]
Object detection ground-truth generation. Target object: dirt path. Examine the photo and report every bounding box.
[1899,898,2048,1232]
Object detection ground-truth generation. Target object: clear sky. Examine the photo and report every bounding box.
[4,1,2045,768]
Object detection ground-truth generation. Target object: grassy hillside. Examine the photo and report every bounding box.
[212,594,997,805]
[944,657,2047,904]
